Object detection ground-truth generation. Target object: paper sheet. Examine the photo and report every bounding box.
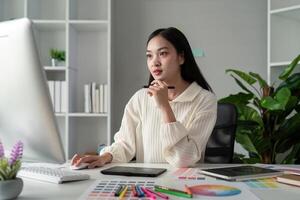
[78,178,260,200]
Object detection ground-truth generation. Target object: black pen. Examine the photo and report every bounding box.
[143,85,175,89]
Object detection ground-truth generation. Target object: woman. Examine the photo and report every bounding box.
[72,27,217,168]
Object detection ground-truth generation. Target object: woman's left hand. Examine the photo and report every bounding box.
[147,80,170,109]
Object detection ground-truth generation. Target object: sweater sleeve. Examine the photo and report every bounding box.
[161,93,217,167]
[100,92,141,163]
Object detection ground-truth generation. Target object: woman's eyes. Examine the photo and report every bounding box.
[159,51,168,56]
[146,52,168,58]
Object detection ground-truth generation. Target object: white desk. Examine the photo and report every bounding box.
[18,163,300,200]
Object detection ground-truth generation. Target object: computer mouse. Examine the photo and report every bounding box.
[70,162,90,170]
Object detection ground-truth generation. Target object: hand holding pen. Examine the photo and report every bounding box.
[145,80,173,107]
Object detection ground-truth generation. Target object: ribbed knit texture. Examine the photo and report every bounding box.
[100,82,217,167]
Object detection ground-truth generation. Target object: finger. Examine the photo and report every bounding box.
[71,154,80,165]
[148,87,158,96]
[76,156,98,166]
[149,85,159,91]
[88,160,105,169]
[161,81,168,87]
[151,80,160,87]
[155,80,165,88]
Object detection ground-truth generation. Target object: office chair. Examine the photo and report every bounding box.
[204,103,237,163]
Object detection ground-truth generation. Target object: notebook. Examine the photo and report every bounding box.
[200,165,283,181]
[277,174,300,187]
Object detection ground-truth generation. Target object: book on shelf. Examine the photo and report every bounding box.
[91,82,97,113]
[54,81,61,113]
[95,89,100,113]
[84,84,92,113]
[61,81,67,113]
[84,82,108,114]
[277,174,300,187]
[99,84,104,113]
[104,84,108,113]
[47,80,66,113]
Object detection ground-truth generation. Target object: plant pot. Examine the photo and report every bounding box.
[51,58,65,67]
[0,178,23,200]
[51,58,57,66]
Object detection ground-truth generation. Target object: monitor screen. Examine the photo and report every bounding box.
[0,18,65,163]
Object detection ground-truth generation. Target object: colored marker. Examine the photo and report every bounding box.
[141,187,156,199]
[144,188,169,199]
[154,185,192,198]
[119,185,128,199]
[131,184,137,197]
[114,185,124,196]
[184,185,192,195]
[135,185,145,197]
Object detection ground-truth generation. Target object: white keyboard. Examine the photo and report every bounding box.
[18,166,90,184]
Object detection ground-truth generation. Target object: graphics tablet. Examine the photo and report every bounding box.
[200,165,283,181]
[101,166,167,177]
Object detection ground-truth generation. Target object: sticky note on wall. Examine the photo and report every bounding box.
[192,48,205,57]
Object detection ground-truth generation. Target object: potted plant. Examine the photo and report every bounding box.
[219,54,300,164]
[0,140,24,200]
[50,48,65,66]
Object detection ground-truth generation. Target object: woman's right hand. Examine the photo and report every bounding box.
[71,152,113,169]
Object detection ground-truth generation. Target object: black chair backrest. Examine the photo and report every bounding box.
[204,103,237,163]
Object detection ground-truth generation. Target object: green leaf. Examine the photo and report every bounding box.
[277,96,298,123]
[236,132,259,155]
[276,113,300,141]
[249,72,268,88]
[277,73,300,92]
[279,54,300,80]
[230,74,255,94]
[238,105,263,127]
[0,168,8,180]
[281,144,300,164]
[260,87,291,111]
[296,104,300,113]
[218,92,253,106]
[226,69,257,85]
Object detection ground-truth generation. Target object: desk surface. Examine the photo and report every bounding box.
[18,163,300,200]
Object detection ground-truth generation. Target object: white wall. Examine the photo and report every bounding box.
[111,0,267,154]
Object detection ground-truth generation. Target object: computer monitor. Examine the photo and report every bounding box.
[0,18,66,163]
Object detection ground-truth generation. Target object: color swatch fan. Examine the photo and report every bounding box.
[189,184,241,196]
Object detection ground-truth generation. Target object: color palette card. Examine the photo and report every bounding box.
[155,179,260,200]
[78,179,155,200]
[243,178,279,189]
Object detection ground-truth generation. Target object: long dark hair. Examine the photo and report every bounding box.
[147,27,213,92]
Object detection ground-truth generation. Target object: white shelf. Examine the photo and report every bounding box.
[0,0,112,159]
[44,66,67,71]
[271,4,300,14]
[270,61,291,67]
[55,113,67,117]
[32,21,65,31]
[268,0,300,84]
[68,113,108,117]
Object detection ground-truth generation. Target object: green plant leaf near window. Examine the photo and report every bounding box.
[220,54,300,164]
[50,49,65,62]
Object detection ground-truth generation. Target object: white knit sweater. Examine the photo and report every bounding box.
[100,82,217,167]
